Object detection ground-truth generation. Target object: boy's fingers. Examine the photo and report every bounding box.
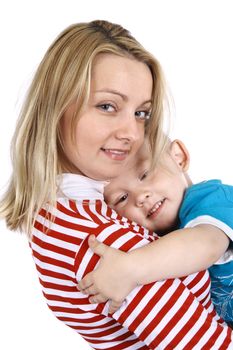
[82,285,98,296]
[108,300,124,314]
[89,294,108,304]
[88,235,107,257]
[77,276,93,291]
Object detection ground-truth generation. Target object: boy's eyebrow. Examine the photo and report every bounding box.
[95,89,152,105]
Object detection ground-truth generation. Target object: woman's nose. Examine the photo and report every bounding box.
[115,114,144,143]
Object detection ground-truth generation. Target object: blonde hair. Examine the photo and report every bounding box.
[0,20,168,236]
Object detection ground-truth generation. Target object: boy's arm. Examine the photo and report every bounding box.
[129,224,230,284]
[78,224,229,306]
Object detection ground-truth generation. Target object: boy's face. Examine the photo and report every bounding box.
[104,140,191,233]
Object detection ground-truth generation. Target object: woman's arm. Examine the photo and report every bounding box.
[76,229,233,349]
[78,224,229,306]
[32,199,233,349]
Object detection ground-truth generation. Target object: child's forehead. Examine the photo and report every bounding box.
[128,151,150,175]
[135,142,173,173]
[134,142,151,165]
[105,156,148,194]
[123,156,148,177]
[135,157,149,173]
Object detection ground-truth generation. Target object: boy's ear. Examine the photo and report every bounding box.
[169,139,190,171]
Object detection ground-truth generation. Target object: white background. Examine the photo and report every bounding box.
[0,1,232,349]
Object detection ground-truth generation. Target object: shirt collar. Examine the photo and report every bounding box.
[57,173,109,200]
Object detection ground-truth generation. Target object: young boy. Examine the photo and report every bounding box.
[78,139,233,324]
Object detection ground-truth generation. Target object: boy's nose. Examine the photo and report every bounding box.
[136,190,151,207]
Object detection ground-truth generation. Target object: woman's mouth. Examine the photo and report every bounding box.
[101,148,129,161]
[147,198,166,218]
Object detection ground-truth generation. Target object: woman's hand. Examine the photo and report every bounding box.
[77,235,137,314]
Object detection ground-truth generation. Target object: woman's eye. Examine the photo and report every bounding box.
[135,110,151,121]
[98,103,115,112]
[116,193,128,205]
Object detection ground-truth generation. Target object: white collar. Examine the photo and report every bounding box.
[57,173,109,200]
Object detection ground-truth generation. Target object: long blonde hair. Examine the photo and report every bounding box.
[0,20,168,236]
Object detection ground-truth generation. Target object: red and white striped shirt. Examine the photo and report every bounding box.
[30,174,233,349]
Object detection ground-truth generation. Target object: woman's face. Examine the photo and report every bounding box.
[61,53,153,180]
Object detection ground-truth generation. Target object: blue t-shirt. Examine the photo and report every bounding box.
[179,180,233,323]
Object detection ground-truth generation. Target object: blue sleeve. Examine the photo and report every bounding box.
[179,180,233,243]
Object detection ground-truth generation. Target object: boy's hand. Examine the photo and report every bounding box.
[77,235,137,313]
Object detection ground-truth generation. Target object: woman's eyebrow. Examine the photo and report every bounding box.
[95,89,127,101]
[95,89,152,105]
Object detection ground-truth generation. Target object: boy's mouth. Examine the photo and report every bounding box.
[147,198,166,218]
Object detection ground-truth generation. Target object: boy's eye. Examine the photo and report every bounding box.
[97,103,115,112]
[140,171,148,181]
[116,193,128,205]
[135,110,151,121]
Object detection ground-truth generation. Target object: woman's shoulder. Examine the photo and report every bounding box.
[55,173,154,236]
[56,197,153,239]
[32,197,154,246]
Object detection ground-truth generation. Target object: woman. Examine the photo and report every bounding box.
[0,20,232,349]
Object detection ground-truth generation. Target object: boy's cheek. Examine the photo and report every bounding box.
[126,207,144,225]
[117,206,133,221]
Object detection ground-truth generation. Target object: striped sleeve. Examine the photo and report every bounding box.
[73,200,233,349]
[31,199,233,349]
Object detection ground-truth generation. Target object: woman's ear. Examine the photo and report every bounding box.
[169,139,190,171]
